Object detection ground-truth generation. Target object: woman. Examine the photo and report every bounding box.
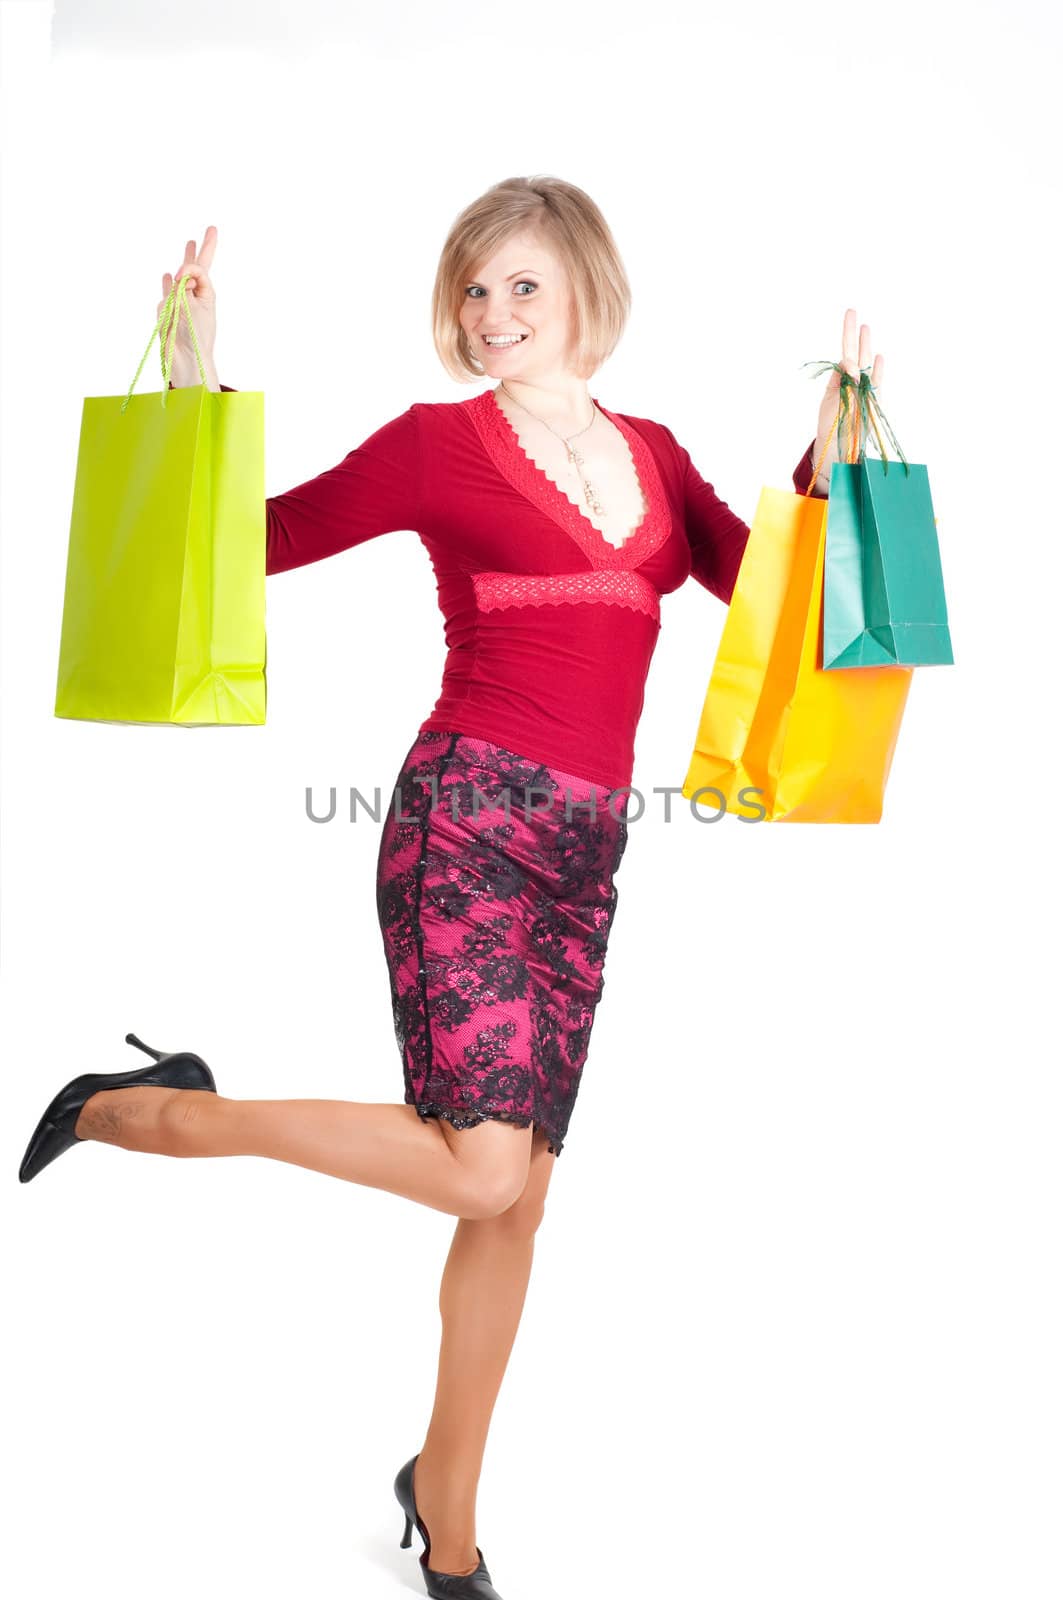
[19,175,883,1599]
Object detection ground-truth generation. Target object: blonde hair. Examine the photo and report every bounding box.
[431,175,632,384]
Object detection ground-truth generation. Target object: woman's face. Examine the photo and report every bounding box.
[459,230,575,377]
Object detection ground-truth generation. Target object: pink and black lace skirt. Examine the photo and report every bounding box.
[375,729,630,1157]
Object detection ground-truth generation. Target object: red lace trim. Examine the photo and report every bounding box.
[473,569,660,624]
[466,388,673,571]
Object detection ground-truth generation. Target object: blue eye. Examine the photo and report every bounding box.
[465,281,538,298]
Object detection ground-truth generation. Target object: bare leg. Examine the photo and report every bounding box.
[411,1128,557,1575]
[73,1087,533,1219]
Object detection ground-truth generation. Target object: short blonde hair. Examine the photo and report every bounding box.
[431,174,632,384]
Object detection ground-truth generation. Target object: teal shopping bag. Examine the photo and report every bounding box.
[823,456,952,667]
[803,363,953,669]
[55,277,267,725]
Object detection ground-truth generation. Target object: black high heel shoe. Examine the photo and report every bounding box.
[394,1454,505,1599]
[17,1032,218,1184]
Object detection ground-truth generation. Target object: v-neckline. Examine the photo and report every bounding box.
[465,386,672,571]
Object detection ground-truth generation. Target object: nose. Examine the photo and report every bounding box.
[475,307,525,331]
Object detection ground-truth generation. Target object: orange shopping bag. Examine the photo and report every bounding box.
[682,483,913,823]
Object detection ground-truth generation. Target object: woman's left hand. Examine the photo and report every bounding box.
[812,308,885,480]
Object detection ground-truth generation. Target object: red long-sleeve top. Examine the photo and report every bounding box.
[209,382,823,792]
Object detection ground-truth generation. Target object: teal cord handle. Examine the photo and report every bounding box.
[800,359,911,478]
[120,274,212,415]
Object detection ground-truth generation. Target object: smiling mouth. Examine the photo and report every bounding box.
[481,333,529,346]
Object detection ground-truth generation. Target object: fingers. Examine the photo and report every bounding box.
[163,228,217,299]
[170,262,209,295]
[159,267,201,324]
[184,227,217,270]
[197,225,217,268]
[840,309,882,388]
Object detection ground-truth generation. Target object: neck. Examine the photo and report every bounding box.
[496,376,594,434]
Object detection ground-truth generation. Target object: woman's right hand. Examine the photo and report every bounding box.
[157,226,219,382]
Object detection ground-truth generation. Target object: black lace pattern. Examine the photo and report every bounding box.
[375,730,630,1157]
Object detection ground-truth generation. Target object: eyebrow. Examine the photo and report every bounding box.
[465,268,542,284]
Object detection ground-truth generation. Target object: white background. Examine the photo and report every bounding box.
[2,1,1060,1596]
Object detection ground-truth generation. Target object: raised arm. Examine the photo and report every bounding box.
[658,423,828,604]
[159,232,421,575]
[169,383,423,574]
[258,399,422,575]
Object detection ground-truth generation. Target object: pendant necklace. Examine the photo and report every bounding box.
[498,380,607,516]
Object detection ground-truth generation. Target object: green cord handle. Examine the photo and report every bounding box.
[800,359,911,478]
[120,274,212,415]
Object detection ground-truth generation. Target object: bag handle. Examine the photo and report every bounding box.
[119,274,212,415]
[798,360,911,495]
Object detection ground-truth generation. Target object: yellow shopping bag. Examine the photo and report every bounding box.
[682,484,912,823]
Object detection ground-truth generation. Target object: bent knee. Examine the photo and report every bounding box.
[466,1168,550,1232]
[496,1191,547,1236]
[440,1118,532,1219]
[462,1167,528,1220]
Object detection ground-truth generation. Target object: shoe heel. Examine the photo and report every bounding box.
[399,1512,413,1550]
[125,1032,165,1062]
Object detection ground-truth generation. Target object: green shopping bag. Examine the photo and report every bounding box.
[55,278,266,724]
[803,363,953,669]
